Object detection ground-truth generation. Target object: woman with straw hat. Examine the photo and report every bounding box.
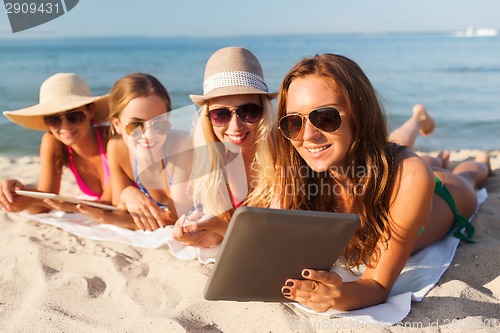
[0,73,112,213]
[172,46,279,247]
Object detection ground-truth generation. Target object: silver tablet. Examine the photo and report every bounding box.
[204,206,360,302]
[15,190,120,211]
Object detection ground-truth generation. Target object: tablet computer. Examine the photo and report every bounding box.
[203,206,360,302]
[15,190,120,211]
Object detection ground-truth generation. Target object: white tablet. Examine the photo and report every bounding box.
[203,206,360,302]
[15,190,120,211]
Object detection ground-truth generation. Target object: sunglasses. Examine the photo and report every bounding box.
[43,111,87,127]
[207,103,263,127]
[278,107,343,140]
[124,118,170,136]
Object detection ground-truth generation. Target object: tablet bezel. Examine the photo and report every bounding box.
[203,206,360,302]
[15,190,120,211]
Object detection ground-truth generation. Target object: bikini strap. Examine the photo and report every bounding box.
[434,177,475,243]
[94,126,110,185]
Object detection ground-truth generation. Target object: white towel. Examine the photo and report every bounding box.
[19,210,219,264]
[294,188,488,325]
[20,189,487,326]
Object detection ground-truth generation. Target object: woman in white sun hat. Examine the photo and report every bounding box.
[0,73,112,213]
[173,46,279,247]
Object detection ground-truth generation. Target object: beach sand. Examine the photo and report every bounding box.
[0,150,499,332]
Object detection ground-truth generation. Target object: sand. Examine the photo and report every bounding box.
[0,150,499,332]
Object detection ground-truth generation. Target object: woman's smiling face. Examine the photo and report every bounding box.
[285,75,353,173]
[117,95,169,158]
[207,94,262,154]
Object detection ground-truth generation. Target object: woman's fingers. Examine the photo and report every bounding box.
[76,204,105,220]
[281,270,342,312]
[44,199,78,213]
[172,215,186,240]
[302,269,342,285]
[0,179,23,210]
[130,212,148,231]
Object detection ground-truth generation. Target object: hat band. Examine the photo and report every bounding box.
[203,71,268,96]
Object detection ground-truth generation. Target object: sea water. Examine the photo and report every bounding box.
[1,33,499,157]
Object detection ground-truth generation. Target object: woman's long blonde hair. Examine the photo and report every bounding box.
[191,96,278,217]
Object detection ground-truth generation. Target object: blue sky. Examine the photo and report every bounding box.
[1,0,499,38]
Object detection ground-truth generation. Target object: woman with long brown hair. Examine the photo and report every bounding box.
[272,54,491,311]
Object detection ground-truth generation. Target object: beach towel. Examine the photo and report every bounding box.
[294,188,489,325]
[19,188,487,326]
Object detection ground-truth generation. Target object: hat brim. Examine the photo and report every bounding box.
[3,94,109,131]
[190,86,277,106]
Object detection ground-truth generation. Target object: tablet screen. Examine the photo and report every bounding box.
[204,206,360,302]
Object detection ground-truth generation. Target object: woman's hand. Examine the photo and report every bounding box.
[43,199,80,213]
[0,179,25,211]
[119,186,168,231]
[281,269,343,313]
[76,204,139,230]
[181,211,229,237]
[173,210,224,248]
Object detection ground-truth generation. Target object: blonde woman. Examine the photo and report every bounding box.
[173,47,278,247]
[90,72,192,231]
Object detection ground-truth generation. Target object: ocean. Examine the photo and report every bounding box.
[1,33,499,157]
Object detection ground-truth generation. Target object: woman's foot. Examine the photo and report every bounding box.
[437,150,450,169]
[413,104,435,136]
[474,151,494,176]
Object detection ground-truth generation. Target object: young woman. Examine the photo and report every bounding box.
[172,47,278,247]
[0,73,111,213]
[264,54,491,311]
[84,72,192,231]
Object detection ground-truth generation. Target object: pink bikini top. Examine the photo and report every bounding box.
[67,128,110,200]
[230,193,244,208]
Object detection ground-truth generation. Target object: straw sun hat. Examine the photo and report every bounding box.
[190,47,277,105]
[3,73,109,131]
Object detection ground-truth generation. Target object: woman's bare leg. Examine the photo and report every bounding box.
[452,152,491,190]
[414,152,491,251]
[420,150,450,169]
[390,104,436,149]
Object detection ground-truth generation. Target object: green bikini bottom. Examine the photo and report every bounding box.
[419,177,475,243]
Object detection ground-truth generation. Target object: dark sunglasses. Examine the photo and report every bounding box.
[278,107,343,140]
[207,103,263,127]
[124,118,170,136]
[43,111,87,127]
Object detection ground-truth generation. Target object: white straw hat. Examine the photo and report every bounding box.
[3,73,109,131]
[190,47,277,105]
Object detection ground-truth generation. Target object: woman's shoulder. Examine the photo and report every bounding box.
[392,148,434,191]
[107,136,129,157]
[40,132,63,153]
[41,131,57,144]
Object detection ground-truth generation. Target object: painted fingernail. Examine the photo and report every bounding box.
[302,270,310,277]
[284,294,291,298]
[282,288,290,294]
[286,281,294,287]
